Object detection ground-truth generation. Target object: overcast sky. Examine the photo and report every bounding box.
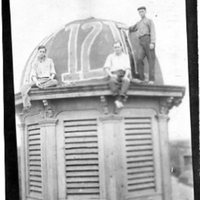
[10,0,190,141]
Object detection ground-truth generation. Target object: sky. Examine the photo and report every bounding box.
[9,0,191,141]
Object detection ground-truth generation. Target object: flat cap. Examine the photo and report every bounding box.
[137,6,146,11]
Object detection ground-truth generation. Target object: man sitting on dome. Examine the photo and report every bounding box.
[21,45,58,111]
[104,41,131,109]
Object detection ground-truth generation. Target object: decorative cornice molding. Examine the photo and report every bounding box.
[42,99,55,119]
[156,113,170,121]
[100,96,109,115]
[18,109,42,122]
[15,82,185,107]
[159,97,183,115]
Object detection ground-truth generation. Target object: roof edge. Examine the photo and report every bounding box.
[15,82,185,106]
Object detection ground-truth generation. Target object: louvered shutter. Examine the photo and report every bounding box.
[64,118,100,198]
[27,123,42,197]
[124,117,156,194]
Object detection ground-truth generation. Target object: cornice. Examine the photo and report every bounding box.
[15,81,185,106]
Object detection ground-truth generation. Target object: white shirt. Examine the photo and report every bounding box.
[31,58,56,78]
[104,52,131,72]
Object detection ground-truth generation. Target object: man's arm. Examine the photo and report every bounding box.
[104,67,113,77]
[124,68,131,79]
[30,63,41,86]
[49,59,56,79]
[117,23,137,32]
[129,23,138,32]
[103,55,117,78]
[123,54,131,79]
[117,23,129,30]
[149,19,156,48]
[32,76,40,86]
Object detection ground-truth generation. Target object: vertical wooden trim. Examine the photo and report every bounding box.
[18,123,26,200]
[47,124,58,200]
[40,124,48,200]
[39,119,58,200]
[100,116,123,200]
[151,115,162,194]
[57,119,66,200]
[101,120,115,200]
[113,119,126,200]
[156,114,171,200]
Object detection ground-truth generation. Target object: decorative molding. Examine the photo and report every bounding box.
[19,107,32,121]
[42,99,55,118]
[114,105,120,115]
[18,112,27,123]
[123,96,128,103]
[159,97,183,115]
[100,96,109,115]
[173,97,183,107]
[18,109,42,122]
[156,113,169,121]
[99,114,123,122]
[15,83,185,106]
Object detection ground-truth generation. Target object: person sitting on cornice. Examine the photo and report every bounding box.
[21,45,58,111]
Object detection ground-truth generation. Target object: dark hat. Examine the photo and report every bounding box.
[137,6,146,11]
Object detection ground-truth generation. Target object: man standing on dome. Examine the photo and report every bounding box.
[118,6,156,84]
[21,45,58,111]
[104,41,131,109]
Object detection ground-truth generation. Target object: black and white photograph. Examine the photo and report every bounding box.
[3,0,197,199]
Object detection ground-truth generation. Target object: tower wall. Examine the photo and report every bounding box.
[17,93,178,200]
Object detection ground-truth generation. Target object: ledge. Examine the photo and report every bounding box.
[15,80,185,106]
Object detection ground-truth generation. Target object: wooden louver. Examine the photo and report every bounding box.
[124,117,156,193]
[27,123,42,197]
[64,118,100,198]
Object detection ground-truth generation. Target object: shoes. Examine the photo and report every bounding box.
[115,100,124,109]
[132,78,143,84]
[148,81,154,85]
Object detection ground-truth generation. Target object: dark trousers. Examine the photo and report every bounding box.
[108,70,130,99]
[137,35,155,81]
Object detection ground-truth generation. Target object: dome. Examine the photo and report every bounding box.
[20,17,163,87]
